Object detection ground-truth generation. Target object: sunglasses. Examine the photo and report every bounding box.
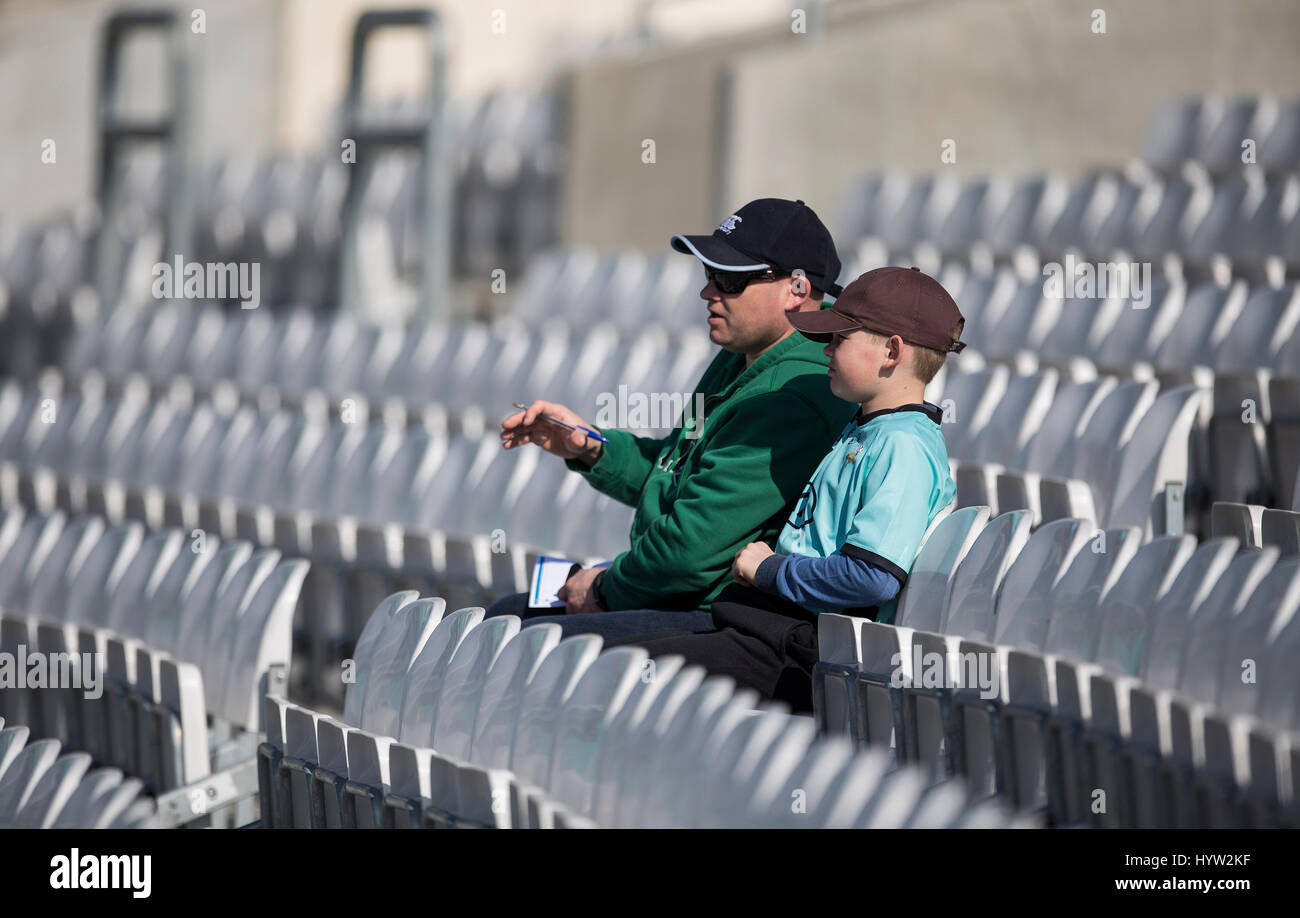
[704,266,787,296]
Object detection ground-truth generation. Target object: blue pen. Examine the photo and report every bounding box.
[512,403,610,443]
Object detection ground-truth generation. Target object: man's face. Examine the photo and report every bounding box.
[700,269,805,355]
[822,328,898,402]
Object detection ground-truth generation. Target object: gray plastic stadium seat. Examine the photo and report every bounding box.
[14,751,91,829]
[1088,535,1198,676]
[587,653,686,826]
[218,558,310,729]
[1210,502,1264,547]
[370,592,468,743]
[815,507,988,748]
[1141,544,1265,693]
[988,519,1095,649]
[985,175,1053,258]
[1105,385,1204,533]
[624,675,735,828]
[1131,178,1200,260]
[695,711,816,830]
[937,510,1034,641]
[1196,97,1261,175]
[1153,281,1243,373]
[1266,380,1300,510]
[1142,97,1204,174]
[642,679,756,830]
[396,607,485,745]
[508,634,603,809]
[340,592,431,728]
[1038,379,1158,528]
[757,734,855,828]
[546,646,649,819]
[467,623,563,768]
[1260,98,1300,173]
[959,519,1114,803]
[1176,548,1279,705]
[1216,558,1300,716]
[899,512,1030,779]
[937,366,1009,461]
[996,378,1114,519]
[608,663,705,828]
[1184,176,1252,264]
[1209,285,1300,503]
[956,372,1058,511]
[50,768,126,829]
[428,615,522,758]
[1261,509,1300,556]
[1013,526,1142,654]
[0,725,29,786]
[0,738,60,818]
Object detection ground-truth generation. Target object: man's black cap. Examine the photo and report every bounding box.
[670,198,844,297]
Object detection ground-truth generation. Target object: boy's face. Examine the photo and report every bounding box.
[700,271,808,355]
[822,328,905,402]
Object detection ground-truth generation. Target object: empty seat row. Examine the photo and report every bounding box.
[0,374,636,562]
[932,291,1300,513]
[934,365,1207,529]
[814,506,1300,828]
[1142,95,1300,178]
[259,591,1031,829]
[0,505,307,824]
[838,168,1300,282]
[0,723,156,828]
[0,374,635,706]
[904,265,1300,380]
[1210,500,1300,551]
[60,299,717,425]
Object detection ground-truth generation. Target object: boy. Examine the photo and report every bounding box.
[606,266,964,711]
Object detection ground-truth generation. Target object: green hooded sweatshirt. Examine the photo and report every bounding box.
[565,332,856,611]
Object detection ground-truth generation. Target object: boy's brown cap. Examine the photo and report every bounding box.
[789,266,966,353]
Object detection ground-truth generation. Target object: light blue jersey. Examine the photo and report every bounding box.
[775,401,956,622]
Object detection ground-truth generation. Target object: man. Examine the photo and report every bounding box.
[486,198,857,639]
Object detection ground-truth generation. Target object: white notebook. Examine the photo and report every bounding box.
[528,555,612,608]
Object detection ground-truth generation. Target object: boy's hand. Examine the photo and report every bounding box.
[558,566,604,615]
[732,542,774,586]
[502,399,604,467]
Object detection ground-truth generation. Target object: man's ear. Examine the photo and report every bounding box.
[785,277,819,311]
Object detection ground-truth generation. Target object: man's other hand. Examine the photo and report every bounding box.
[558,565,605,615]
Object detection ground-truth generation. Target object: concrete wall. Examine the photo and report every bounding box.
[0,0,281,224]
[0,0,796,224]
[6,0,1299,246]
[561,0,1300,251]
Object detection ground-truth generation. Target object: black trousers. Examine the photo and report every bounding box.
[604,583,840,714]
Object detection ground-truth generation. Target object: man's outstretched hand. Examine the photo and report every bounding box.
[501,399,603,467]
